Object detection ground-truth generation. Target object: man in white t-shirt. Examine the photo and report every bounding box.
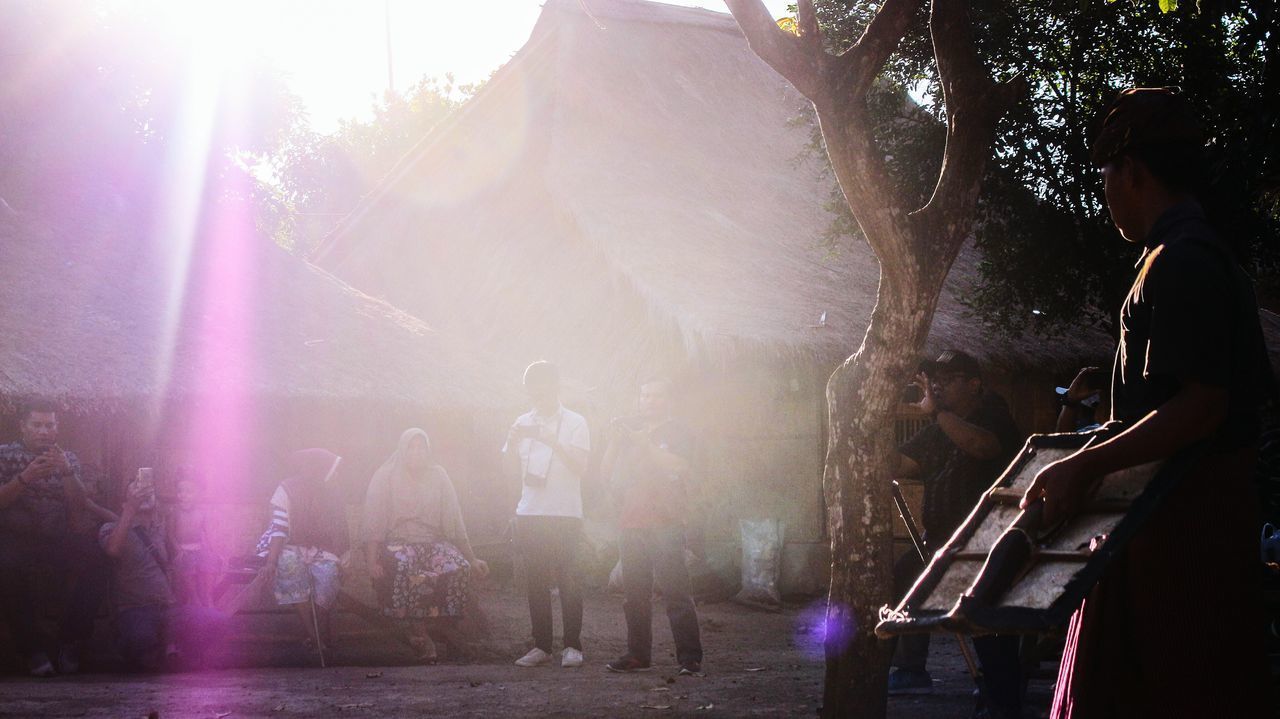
[503,361,590,668]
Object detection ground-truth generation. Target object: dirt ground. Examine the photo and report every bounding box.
[0,587,1052,718]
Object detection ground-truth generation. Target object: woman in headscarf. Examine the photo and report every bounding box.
[362,428,488,662]
[255,448,348,654]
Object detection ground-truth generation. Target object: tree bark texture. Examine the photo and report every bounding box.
[724,1,1022,716]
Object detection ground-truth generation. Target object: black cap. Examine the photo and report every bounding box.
[920,349,982,379]
[1090,87,1204,168]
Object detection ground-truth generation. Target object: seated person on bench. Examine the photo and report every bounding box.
[361,429,488,663]
[255,449,348,655]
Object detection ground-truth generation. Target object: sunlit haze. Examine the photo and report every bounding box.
[151,0,795,133]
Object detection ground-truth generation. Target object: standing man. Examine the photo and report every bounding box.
[0,400,110,676]
[504,361,591,668]
[603,376,703,676]
[1023,88,1272,717]
[890,350,1024,717]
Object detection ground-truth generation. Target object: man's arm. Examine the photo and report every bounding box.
[0,457,53,509]
[1054,405,1083,433]
[895,452,922,479]
[600,422,625,482]
[501,425,525,479]
[633,430,690,476]
[934,410,1003,461]
[103,504,138,558]
[1023,380,1227,525]
[548,415,591,478]
[83,497,119,523]
[550,441,589,478]
[55,451,88,511]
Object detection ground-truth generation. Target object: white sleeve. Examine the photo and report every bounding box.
[569,414,591,452]
[268,485,290,539]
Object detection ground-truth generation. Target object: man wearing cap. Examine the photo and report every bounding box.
[503,361,591,669]
[1022,88,1272,716]
[1054,367,1109,433]
[889,350,1023,715]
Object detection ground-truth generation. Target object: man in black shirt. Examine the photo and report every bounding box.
[1022,88,1272,717]
[889,350,1023,717]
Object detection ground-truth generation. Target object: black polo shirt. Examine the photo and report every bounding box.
[900,390,1022,541]
[1111,201,1273,452]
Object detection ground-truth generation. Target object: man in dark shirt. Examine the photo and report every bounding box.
[889,350,1023,716]
[601,376,703,676]
[1023,88,1272,717]
[0,400,110,676]
[100,472,227,671]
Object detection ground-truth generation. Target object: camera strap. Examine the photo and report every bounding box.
[523,413,564,483]
[132,525,168,571]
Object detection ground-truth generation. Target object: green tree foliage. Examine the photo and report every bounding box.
[805,0,1279,338]
[257,76,474,256]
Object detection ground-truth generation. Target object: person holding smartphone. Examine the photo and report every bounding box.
[0,399,109,677]
[504,361,591,669]
[601,375,703,676]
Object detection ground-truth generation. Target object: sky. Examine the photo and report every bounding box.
[246,0,795,133]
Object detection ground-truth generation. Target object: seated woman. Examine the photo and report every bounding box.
[255,449,348,654]
[361,428,489,662]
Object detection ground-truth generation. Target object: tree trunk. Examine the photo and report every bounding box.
[722,1,1020,715]
[819,275,939,718]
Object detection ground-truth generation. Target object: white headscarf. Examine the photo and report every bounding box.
[360,428,467,545]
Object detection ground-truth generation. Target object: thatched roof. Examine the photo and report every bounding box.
[311,0,1159,386]
[0,215,508,413]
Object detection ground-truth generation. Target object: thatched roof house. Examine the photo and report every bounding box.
[311,0,1279,590]
[315,0,1107,390]
[307,0,1120,592]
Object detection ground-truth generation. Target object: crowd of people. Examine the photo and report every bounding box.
[0,367,703,678]
[0,86,1273,716]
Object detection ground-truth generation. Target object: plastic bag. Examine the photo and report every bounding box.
[735,518,784,608]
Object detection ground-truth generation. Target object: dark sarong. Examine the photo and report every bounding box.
[1051,448,1270,717]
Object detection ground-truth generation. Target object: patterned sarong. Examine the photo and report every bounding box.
[375,541,470,619]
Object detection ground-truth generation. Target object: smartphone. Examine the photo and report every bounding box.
[132,467,155,498]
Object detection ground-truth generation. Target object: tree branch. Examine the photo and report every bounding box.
[725,0,826,99]
[838,0,925,98]
[914,0,1023,266]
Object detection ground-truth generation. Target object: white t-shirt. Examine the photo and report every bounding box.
[504,405,590,518]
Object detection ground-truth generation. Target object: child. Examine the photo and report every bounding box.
[168,479,221,607]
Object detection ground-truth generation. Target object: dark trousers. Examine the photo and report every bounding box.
[517,515,583,652]
[891,546,1022,714]
[117,604,229,671]
[0,532,110,657]
[116,605,166,670]
[620,526,702,666]
[891,546,930,670]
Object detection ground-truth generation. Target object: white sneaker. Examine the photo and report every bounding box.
[561,647,584,668]
[515,647,552,667]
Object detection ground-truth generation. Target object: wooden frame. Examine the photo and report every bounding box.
[876,425,1195,636]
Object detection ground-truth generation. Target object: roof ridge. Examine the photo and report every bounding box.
[542,0,740,30]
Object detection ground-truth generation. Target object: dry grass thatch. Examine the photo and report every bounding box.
[0,215,511,413]
[315,0,1276,388]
